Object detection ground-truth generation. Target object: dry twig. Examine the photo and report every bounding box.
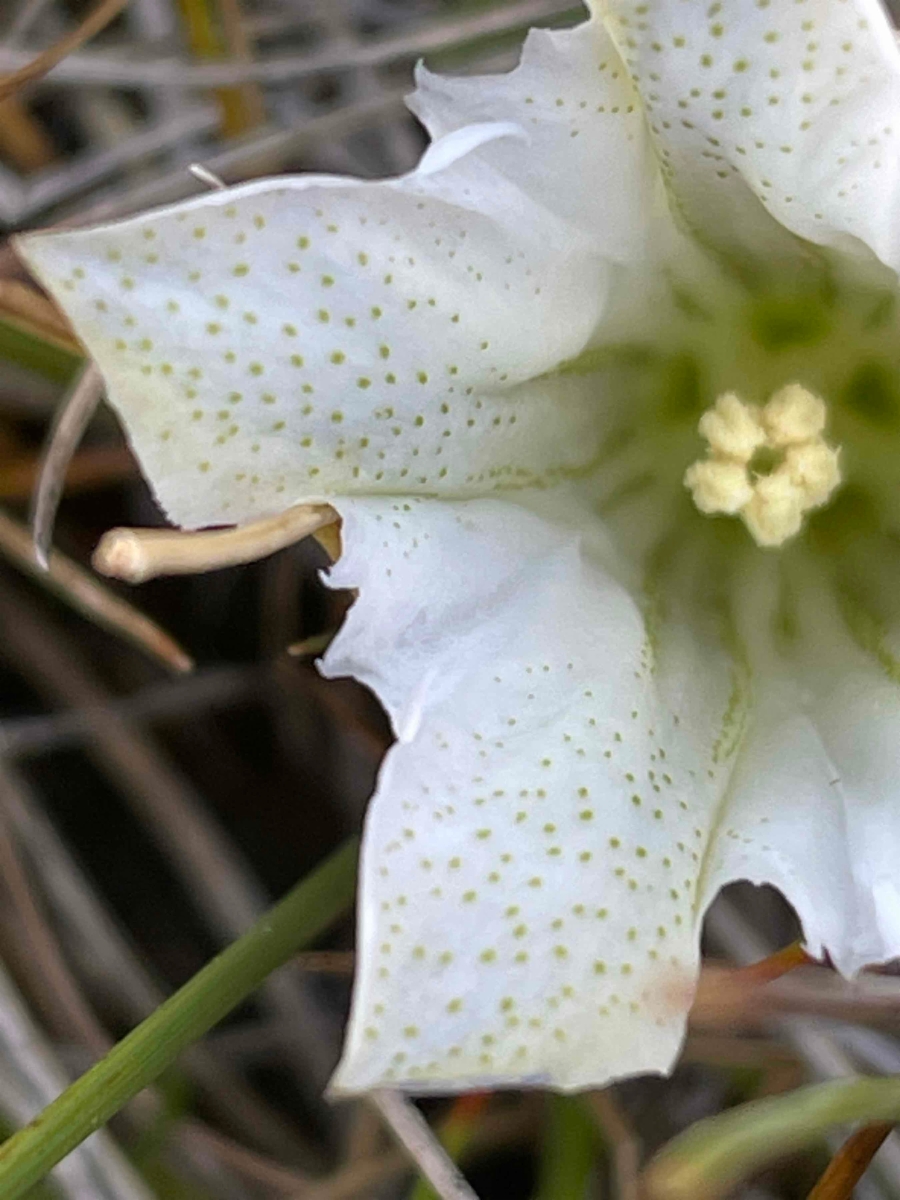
[0,757,311,1162]
[0,508,193,673]
[0,769,111,1057]
[30,362,103,568]
[0,279,80,352]
[0,0,577,88]
[0,445,131,502]
[371,1090,480,1200]
[808,1123,895,1200]
[0,584,342,1089]
[0,0,131,102]
[587,1088,641,1200]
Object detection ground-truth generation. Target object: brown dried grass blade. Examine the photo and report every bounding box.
[0,280,81,355]
[0,508,193,674]
[30,363,104,569]
[0,99,55,173]
[0,0,130,103]
[31,362,103,568]
[807,1123,894,1200]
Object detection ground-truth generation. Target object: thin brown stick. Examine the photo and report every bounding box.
[0,0,576,88]
[371,1091,479,1200]
[182,1107,532,1200]
[807,1122,894,1200]
[215,0,266,135]
[0,586,340,1090]
[0,0,130,102]
[586,1089,642,1200]
[0,764,111,1057]
[1,664,255,758]
[689,962,900,1030]
[0,508,193,674]
[342,1104,386,1167]
[0,98,55,173]
[682,1033,799,1071]
[0,759,310,1163]
[0,279,81,353]
[294,951,354,975]
[177,1119,315,1193]
[31,362,104,569]
[305,1148,410,1200]
[305,1101,536,1200]
[0,445,132,503]
[94,504,339,584]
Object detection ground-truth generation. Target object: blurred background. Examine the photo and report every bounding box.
[2,2,900,1198]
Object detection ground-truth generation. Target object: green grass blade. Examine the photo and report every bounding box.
[646,1076,900,1200]
[0,836,359,1200]
[532,1095,597,1200]
[0,318,82,384]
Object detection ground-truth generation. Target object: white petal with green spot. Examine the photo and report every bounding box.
[19,126,610,529]
[325,496,739,1092]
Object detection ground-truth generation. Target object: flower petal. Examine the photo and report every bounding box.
[697,548,900,977]
[409,16,666,254]
[17,127,607,529]
[323,495,742,1092]
[597,0,900,272]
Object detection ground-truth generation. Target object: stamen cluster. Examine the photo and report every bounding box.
[684,383,842,548]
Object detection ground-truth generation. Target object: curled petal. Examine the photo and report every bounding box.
[409,18,668,255]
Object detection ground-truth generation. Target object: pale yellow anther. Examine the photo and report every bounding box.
[683,459,754,515]
[684,382,842,548]
[762,383,827,447]
[741,472,806,548]
[697,392,766,460]
[783,441,842,508]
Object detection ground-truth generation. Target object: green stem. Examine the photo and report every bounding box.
[646,1077,900,1200]
[0,837,359,1200]
[532,1096,597,1200]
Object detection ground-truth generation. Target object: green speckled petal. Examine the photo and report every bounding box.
[597,0,900,272]
[324,495,740,1093]
[408,18,667,253]
[703,547,900,978]
[17,125,608,529]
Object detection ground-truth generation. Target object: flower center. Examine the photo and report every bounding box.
[683,383,842,548]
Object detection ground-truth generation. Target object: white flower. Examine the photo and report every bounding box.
[17,0,900,1095]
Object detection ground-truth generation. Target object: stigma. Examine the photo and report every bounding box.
[684,384,842,549]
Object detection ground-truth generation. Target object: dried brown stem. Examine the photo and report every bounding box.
[0,0,576,88]
[0,759,309,1162]
[0,584,341,1090]
[0,279,81,353]
[0,445,132,503]
[0,508,193,674]
[0,98,55,173]
[0,0,130,102]
[31,362,104,568]
[0,764,111,1057]
[807,1122,894,1200]
[370,1091,479,1200]
[586,1089,642,1200]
